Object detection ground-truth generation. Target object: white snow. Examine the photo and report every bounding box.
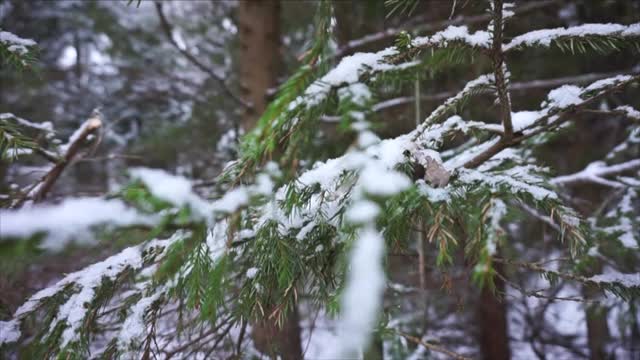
[335,226,386,358]
[345,200,381,224]
[551,159,640,188]
[211,187,249,213]
[0,29,36,55]
[254,174,274,196]
[417,180,450,203]
[622,23,640,36]
[511,111,541,131]
[412,25,491,48]
[600,188,638,248]
[246,267,259,279]
[129,167,210,217]
[0,320,20,344]
[4,147,33,157]
[584,75,632,92]
[206,221,234,263]
[303,47,399,107]
[546,85,583,108]
[118,289,164,352]
[338,82,372,106]
[359,164,411,196]
[589,272,640,288]
[296,220,318,241]
[417,75,494,131]
[478,111,542,134]
[0,198,157,249]
[357,130,380,148]
[0,113,54,132]
[459,168,557,201]
[54,247,144,347]
[2,235,178,347]
[486,199,507,255]
[615,105,640,120]
[505,23,639,50]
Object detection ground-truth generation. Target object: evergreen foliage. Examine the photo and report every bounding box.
[1,1,640,358]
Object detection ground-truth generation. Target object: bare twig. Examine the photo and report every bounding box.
[516,202,562,233]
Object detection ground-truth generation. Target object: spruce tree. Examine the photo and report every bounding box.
[1,1,639,358]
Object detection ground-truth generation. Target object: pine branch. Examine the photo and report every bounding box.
[494,257,640,300]
[362,69,638,114]
[504,22,640,52]
[334,0,561,59]
[463,74,640,168]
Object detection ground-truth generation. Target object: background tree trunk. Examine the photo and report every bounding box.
[477,261,511,360]
[238,1,303,359]
[238,0,281,132]
[584,282,610,360]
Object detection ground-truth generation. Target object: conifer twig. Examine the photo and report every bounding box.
[463,74,640,168]
[349,69,640,116]
[333,0,560,59]
[396,331,471,360]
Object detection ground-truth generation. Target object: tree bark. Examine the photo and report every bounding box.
[583,263,610,360]
[238,0,281,132]
[238,1,303,359]
[251,305,303,360]
[477,261,511,360]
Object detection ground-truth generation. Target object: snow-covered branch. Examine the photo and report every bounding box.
[333,0,560,59]
[551,159,640,188]
[0,113,53,132]
[13,115,102,207]
[345,70,639,116]
[0,29,36,55]
[0,197,158,249]
[504,22,640,51]
[0,234,180,348]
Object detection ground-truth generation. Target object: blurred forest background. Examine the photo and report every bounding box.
[1,0,640,359]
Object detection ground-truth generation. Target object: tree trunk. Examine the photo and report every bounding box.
[238,1,303,359]
[583,264,610,360]
[477,261,511,360]
[251,305,303,360]
[238,0,281,132]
